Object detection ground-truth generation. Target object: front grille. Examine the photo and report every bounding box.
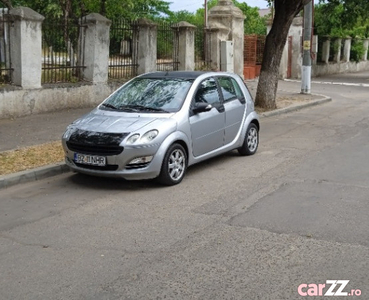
[67,129,129,155]
[75,163,119,171]
[67,141,123,155]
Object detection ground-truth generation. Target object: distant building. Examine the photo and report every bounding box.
[258,8,271,18]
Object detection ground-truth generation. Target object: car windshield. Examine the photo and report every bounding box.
[101,77,193,113]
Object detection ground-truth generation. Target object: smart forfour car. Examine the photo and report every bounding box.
[62,71,260,185]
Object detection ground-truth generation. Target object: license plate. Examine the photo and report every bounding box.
[74,153,106,166]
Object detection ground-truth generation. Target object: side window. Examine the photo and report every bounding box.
[194,78,221,106]
[231,78,244,99]
[218,77,238,102]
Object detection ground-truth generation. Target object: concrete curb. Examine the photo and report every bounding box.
[261,95,332,118]
[0,95,332,190]
[0,162,70,190]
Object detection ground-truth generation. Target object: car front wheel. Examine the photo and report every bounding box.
[157,143,187,186]
[238,123,259,156]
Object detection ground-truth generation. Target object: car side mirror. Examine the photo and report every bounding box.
[192,103,213,114]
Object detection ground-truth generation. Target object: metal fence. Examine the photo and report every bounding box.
[157,21,179,71]
[41,17,86,84]
[244,34,266,65]
[0,9,12,85]
[109,18,138,79]
[195,27,212,71]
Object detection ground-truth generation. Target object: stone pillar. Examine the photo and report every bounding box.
[9,7,44,88]
[333,38,342,63]
[172,22,196,71]
[322,38,330,64]
[133,18,157,75]
[343,37,352,62]
[362,39,369,61]
[205,26,229,71]
[312,35,318,65]
[207,0,245,76]
[81,13,111,83]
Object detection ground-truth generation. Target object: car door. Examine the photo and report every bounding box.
[189,77,225,157]
[217,76,246,145]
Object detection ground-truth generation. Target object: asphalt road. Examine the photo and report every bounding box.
[1,74,369,299]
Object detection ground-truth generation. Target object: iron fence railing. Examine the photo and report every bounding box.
[0,9,12,85]
[156,21,179,71]
[42,17,85,84]
[109,18,138,79]
[195,27,212,71]
[256,35,266,65]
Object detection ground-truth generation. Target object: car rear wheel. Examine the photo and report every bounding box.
[157,143,187,186]
[238,123,259,156]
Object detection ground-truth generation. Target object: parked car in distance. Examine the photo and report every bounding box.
[62,71,260,185]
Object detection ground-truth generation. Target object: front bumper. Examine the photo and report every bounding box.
[63,141,164,180]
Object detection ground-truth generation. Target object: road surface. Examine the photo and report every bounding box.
[1,74,368,299]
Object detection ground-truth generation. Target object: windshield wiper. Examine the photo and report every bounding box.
[119,104,169,113]
[101,103,118,110]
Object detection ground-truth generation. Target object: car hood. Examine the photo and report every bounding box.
[71,110,175,133]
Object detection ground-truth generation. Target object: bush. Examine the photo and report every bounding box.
[350,40,365,62]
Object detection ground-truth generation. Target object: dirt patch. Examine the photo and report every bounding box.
[255,93,318,113]
[0,141,64,176]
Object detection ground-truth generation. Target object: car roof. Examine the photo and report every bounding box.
[139,71,211,80]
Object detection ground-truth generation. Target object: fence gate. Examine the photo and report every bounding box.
[244,35,265,79]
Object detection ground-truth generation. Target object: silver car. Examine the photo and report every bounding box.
[62,71,259,185]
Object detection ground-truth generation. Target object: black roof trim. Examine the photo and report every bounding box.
[139,71,208,80]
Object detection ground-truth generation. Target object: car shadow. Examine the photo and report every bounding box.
[66,172,160,191]
[66,150,241,190]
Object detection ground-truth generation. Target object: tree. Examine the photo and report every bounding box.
[0,0,171,20]
[255,0,311,109]
[315,1,369,38]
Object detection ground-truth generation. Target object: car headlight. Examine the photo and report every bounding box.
[62,126,74,140]
[126,133,140,144]
[140,130,158,143]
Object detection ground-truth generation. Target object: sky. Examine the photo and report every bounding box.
[169,0,268,13]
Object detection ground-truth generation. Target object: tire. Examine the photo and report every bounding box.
[157,143,187,186]
[238,123,259,156]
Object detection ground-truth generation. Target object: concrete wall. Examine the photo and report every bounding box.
[268,17,303,79]
[289,17,303,79]
[312,61,369,77]
[0,82,122,119]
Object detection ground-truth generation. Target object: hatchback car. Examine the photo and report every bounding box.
[62,71,259,185]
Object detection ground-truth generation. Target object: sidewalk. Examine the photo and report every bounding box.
[0,79,331,189]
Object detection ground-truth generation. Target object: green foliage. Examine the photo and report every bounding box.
[1,0,171,19]
[315,1,369,38]
[237,1,268,35]
[350,40,365,62]
[162,0,267,35]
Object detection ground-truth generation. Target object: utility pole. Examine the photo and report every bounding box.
[301,0,313,94]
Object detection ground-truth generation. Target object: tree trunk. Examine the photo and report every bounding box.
[255,0,311,109]
[100,0,107,16]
